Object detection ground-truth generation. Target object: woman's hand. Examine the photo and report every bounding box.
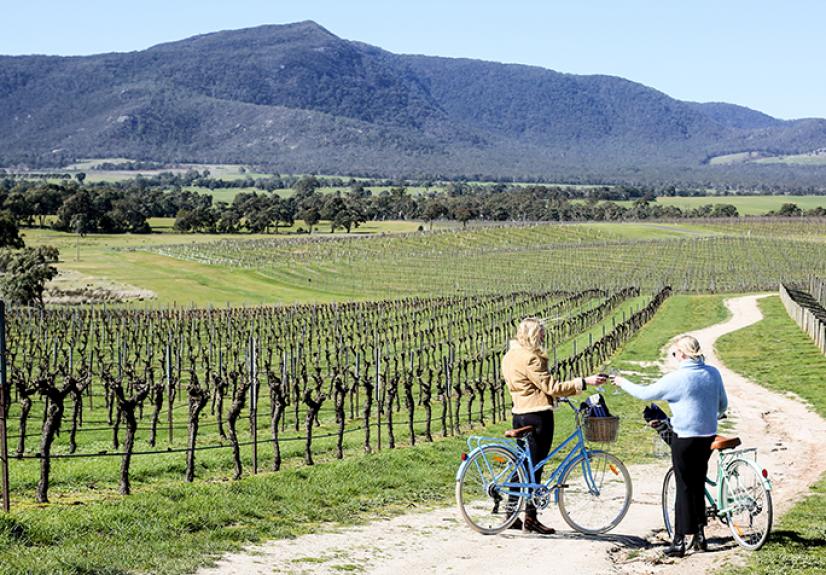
[585,374,607,387]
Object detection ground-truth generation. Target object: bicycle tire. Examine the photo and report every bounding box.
[558,450,632,534]
[455,445,528,535]
[661,466,677,539]
[724,458,773,550]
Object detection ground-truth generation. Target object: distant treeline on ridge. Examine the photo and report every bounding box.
[2,175,823,235]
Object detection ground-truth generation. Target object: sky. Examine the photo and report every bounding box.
[3,1,824,120]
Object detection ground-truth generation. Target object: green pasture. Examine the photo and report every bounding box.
[25,221,437,305]
[151,224,826,297]
[22,220,826,305]
[651,195,826,215]
[0,293,727,575]
[716,296,826,575]
[20,222,629,305]
[599,195,826,215]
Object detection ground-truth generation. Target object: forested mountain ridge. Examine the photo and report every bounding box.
[2,20,826,183]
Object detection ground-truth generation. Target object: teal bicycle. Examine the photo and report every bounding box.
[456,398,632,535]
[654,420,773,550]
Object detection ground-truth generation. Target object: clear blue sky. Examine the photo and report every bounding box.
[4,1,824,119]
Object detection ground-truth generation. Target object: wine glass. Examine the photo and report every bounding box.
[594,364,608,393]
[608,367,622,395]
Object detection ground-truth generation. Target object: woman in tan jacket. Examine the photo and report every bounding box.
[502,317,606,534]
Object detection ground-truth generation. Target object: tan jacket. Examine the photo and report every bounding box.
[502,341,584,414]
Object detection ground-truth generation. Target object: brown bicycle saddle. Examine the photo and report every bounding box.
[504,425,534,438]
[711,435,741,450]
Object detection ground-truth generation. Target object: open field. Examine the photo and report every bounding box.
[23,222,683,305]
[149,220,826,298]
[596,195,826,215]
[24,221,447,305]
[20,219,826,305]
[650,195,826,215]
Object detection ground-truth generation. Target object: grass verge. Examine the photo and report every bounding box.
[715,295,826,575]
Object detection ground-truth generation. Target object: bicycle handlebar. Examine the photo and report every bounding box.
[558,397,577,411]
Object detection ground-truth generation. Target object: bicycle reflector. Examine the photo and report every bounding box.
[461,453,468,462]
[762,469,768,478]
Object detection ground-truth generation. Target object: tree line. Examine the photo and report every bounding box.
[2,176,825,236]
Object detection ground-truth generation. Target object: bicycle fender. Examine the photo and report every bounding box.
[726,457,772,492]
[455,443,522,482]
[553,449,607,504]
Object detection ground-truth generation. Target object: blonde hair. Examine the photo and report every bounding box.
[671,335,703,360]
[514,317,545,354]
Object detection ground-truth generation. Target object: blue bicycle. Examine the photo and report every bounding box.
[456,398,632,535]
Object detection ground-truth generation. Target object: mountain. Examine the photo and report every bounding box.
[2,21,826,182]
[684,102,782,130]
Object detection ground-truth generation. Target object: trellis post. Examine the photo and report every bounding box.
[0,301,10,512]
[250,335,258,474]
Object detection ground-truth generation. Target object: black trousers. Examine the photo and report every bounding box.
[671,435,714,536]
[512,410,555,511]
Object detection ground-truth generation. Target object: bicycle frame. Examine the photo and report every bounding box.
[703,448,772,517]
[460,399,600,504]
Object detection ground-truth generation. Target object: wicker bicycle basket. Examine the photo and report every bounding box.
[584,416,620,443]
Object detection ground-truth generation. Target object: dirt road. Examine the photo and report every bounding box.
[196,295,826,575]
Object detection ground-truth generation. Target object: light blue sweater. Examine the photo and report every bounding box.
[618,359,728,437]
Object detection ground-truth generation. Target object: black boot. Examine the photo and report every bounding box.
[508,517,523,530]
[523,508,555,535]
[689,527,708,552]
[664,535,686,558]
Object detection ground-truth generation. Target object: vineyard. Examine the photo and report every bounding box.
[5,218,826,506]
[146,219,826,297]
[0,217,824,575]
[3,286,669,503]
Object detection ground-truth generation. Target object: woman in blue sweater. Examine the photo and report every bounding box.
[613,335,728,557]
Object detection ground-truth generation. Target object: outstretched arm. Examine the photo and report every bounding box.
[614,373,680,402]
[525,356,584,397]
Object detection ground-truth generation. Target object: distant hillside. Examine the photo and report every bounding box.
[2,21,826,184]
[684,102,783,130]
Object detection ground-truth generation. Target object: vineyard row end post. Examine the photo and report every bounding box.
[0,301,10,512]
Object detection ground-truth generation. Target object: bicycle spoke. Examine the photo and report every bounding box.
[725,459,772,550]
[456,446,526,534]
[559,451,632,534]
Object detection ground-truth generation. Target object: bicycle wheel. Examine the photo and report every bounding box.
[558,451,632,534]
[456,445,528,534]
[661,467,677,539]
[724,459,773,550]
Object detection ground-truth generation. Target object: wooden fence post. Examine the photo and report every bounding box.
[0,301,10,512]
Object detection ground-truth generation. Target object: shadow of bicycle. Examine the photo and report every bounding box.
[500,530,742,553]
[497,531,650,547]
